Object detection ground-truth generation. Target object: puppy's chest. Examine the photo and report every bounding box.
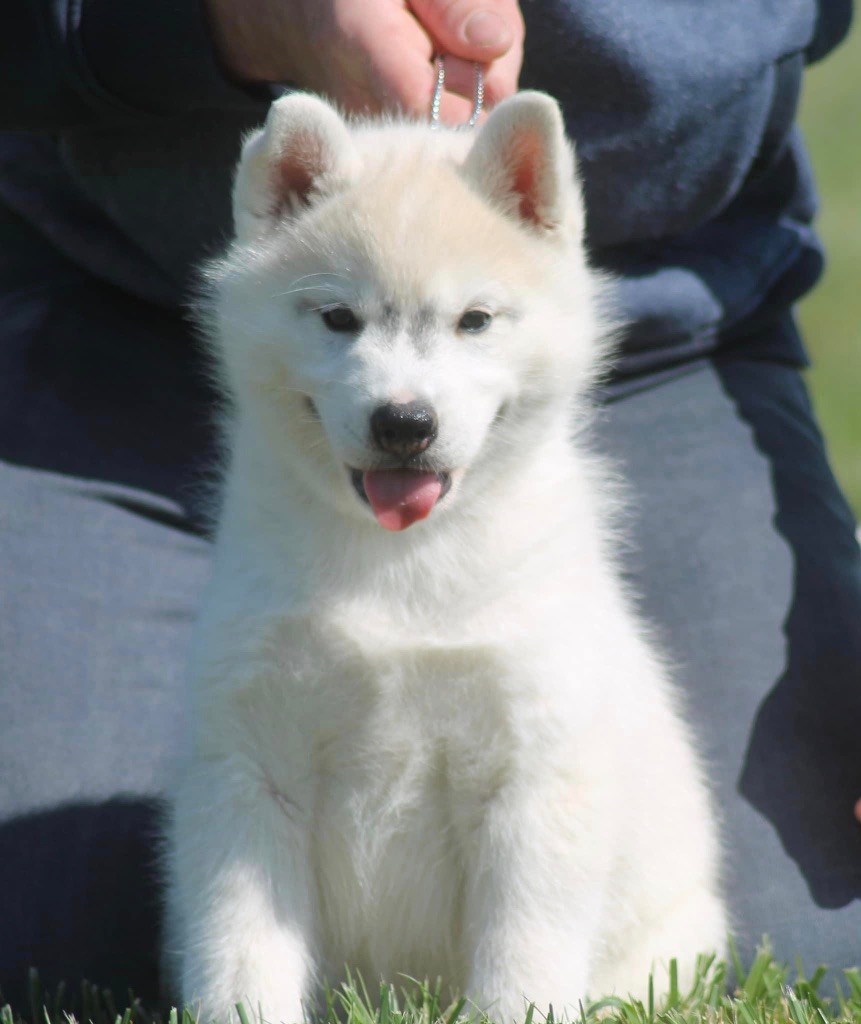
[303,641,516,975]
[310,637,517,832]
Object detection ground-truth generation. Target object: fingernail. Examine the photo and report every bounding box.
[462,10,510,50]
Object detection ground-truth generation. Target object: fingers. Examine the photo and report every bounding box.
[428,52,519,125]
[328,4,430,113]
[365,46,480,125]
[304,0,523,124]
[481,38,521,105]
[409,0,524,107]
[408,0,521,61]
[434,55,480,102]
[346,12,484,125]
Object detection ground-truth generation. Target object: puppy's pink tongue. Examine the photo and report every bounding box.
[362,470,443,531]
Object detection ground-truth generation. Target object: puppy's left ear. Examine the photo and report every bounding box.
[462,91,583,239]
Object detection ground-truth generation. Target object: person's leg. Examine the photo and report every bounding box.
[0,207,216,1006]
[594,351,861,972]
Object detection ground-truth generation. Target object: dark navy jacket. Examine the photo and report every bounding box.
[0,1,853,379]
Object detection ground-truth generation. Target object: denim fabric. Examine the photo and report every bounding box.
[595,357,861,935]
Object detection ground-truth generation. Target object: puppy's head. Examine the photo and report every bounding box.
[203,92,609,532]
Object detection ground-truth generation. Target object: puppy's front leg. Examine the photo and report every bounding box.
[463,780,608,1023]
[166,757,317,1024]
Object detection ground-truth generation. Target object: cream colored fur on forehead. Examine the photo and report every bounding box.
[295,149,556,298]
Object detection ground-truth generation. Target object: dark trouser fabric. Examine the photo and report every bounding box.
[595,361,861,955]
[1,207,860,1009]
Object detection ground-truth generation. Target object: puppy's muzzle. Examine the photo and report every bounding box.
[370,401,438,458]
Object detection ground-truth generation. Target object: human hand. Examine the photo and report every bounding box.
[204,0,524,125]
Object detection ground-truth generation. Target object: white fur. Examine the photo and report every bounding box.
[163,91,726,1024]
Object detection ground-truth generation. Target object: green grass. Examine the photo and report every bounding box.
[798,28,861,515]
[4,949,861,1024]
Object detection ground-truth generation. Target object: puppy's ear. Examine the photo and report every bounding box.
[232,94,357,243]
[462,91,583,238]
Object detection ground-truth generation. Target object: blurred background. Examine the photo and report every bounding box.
[799,25,861,515]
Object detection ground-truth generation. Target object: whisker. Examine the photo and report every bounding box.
[270,269,354,301]
[289,271,351,285]
[273,284,349,300]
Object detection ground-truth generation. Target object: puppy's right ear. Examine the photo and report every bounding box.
[232,94,356,243]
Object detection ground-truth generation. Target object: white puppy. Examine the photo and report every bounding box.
[163,91,726,1024]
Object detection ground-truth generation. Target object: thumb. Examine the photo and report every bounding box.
[409,0,516,61]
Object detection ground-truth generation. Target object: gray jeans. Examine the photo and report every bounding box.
[1,208,859,1008]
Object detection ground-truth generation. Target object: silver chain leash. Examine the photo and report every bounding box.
[429,56,484,130]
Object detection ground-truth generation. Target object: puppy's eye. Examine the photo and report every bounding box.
[321,306,362,333]
[458,310,492,334]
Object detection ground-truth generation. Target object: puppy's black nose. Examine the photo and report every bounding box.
[370,401,438,457]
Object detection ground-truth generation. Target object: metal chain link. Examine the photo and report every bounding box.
[429,56,484,130]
